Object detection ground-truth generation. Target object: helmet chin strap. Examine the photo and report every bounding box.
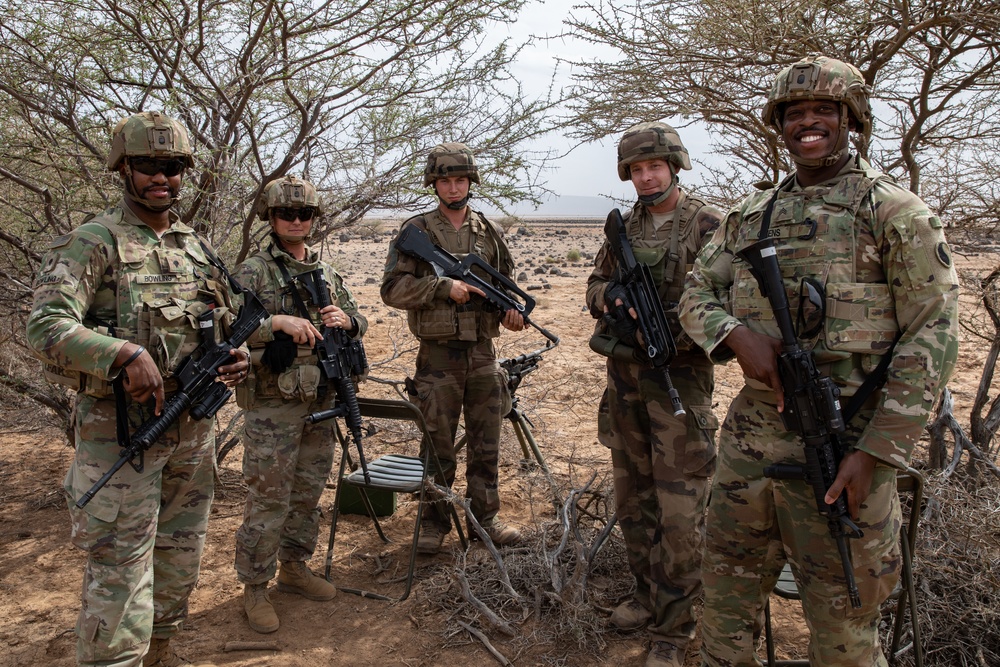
[122,163,179,212]
[441,193,471,210]
[790,106,851,169]
[637,174,678,207]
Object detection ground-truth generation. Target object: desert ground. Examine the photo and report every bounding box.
[1,218,996,666]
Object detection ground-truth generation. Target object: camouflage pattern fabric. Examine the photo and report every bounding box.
[679,156,959,666]
[586,192,722,647]
[27,200,234,666]
[382,208,515,529]
[233,236,366,583]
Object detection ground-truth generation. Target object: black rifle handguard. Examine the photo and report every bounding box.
[737,237,863,609]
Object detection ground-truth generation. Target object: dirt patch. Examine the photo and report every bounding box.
[0,220,995,666]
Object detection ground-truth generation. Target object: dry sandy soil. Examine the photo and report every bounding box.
[1,219,995,666]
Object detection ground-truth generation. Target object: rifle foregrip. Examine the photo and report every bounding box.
[131,391,195,450]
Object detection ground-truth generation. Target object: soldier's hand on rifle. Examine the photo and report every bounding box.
[824,450,877,519]
[449,279,486,304]
[272,314,323,346]
[217,348,251,389]
[725,325,785,410]
[501,309,525,332]
[319,304,354,332]
[116,342,165,416]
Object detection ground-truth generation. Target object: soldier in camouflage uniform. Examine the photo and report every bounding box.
[678,55,959,666]
[27,111,250,667]
[381,142,525,554]
[233,175,368,634]
[586,123,721,667]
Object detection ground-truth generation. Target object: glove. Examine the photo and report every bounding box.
[604,281,632,313]
[261,331,297,374]
[602,301,640,348]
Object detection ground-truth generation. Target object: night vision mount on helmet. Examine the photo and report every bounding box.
[763,54,873,168]
[108,111,194,212]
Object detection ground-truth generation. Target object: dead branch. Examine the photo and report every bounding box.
[457,620,512,666]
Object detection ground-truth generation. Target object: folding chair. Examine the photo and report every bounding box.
[323,397,466,602]
[762,467,926,667]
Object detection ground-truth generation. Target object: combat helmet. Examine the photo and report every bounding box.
[256,175,324,220]
[617,121,691,181]
[107,111,194,212]
[763,54,872,167]
[423,142,480,186]
[107,111,195,172]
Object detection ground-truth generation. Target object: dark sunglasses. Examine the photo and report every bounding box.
[130,157,186,177]
[273,207,316,222]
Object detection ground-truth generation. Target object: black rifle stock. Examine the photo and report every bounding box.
[603,208,685,416]
[394,225,559,347]
[736,237,863,609]
[297,269,371,484]
[76,293,268,508]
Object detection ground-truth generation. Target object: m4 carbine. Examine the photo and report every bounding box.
[76,292,268,508]
[602,208,684,416]
[294,269,371,484]
[393,225,559,347]
[737,237,864,609]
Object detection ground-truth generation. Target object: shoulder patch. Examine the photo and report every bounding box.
[935,242,952,268]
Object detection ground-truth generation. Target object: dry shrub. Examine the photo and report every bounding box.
[888,471,1000,666]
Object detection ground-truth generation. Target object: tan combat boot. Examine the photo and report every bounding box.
[609,597,652,631]
[143,637,216,667]
[277,561,337,601]
[478,520,521,546]
[416,523,448,555]
[645,641,684,667]
[244,583,280,634]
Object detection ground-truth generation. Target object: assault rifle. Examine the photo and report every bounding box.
[394,225,559,347]
[295,269,371,484]
[603,208,684,416]
[76,293,268,508]
[736,237,864,609]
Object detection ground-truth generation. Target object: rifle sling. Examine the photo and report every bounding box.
[272,252,315,322]
[755,174,898,428]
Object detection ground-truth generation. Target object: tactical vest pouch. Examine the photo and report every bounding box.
[824,282,898,369]
[235,377,255,410]
[137,299,209,376]
[633,246,667,284]
[411,306,457,340]
[40,324,117,398]
[456,307,479,342]
[277,364,322,402]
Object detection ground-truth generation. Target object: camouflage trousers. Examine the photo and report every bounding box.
[701,389,901,667]
[235,394,338,584]
[407,339,508,529]
[599,356,717,647]
[63,394,215,667]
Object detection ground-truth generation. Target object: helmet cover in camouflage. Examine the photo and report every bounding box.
[106,111,195,171]
[617,122,692,181]
[423,142,481,186]
[763,54,872,138]
[256,175,324,221]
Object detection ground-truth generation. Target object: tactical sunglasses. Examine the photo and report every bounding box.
[273,207,316,222]
[129,157,186,177]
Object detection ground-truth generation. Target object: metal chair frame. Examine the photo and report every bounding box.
[323,397,466,602]
[763,467,925,667]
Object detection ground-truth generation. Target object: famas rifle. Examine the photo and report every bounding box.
[295,269,372,484]
[736,237,864,609]
[393,225,559,347]
[601,208,685,416]
[76,293,268,508]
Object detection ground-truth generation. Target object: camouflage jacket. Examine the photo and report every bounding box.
[586,191,722,355]
[381,207,515,343]
[27,199,239,394]
[679,156,959,467]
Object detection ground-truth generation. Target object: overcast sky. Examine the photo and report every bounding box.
[500,0,715,208]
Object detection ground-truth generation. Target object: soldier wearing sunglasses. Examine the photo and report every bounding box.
[232,175,367,635]
[680,55,959,666]
[27,111,249,667]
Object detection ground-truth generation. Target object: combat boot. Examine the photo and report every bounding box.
[416,523,448,555]
[645,641,684,667]
[143,637,216,667]
[244,583,280,634]
[277,561,338,600]
[478,519,521,546]
[609,597,652,631]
